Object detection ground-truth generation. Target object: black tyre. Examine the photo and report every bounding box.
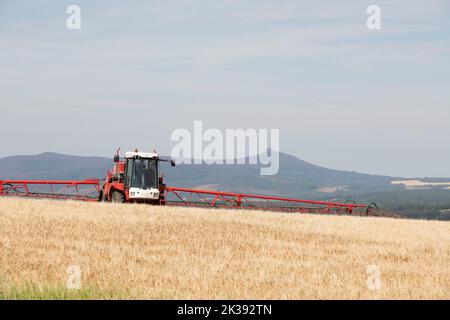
[98,185,106,202]
[366,202,378,215]
[111,190,125,203]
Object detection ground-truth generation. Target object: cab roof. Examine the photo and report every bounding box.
[125,151,159,159]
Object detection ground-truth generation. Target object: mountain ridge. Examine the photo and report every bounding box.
[1,151,450,220]
[0,151,401,198]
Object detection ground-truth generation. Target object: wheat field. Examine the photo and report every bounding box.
[0,197,449,299]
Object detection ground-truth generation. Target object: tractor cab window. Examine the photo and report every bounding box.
[126,158,158,190]
[125,159,133,188]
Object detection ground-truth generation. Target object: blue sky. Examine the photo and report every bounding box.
[1,0,449,177]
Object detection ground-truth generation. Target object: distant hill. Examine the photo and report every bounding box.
[0,151,399,197]
[164,152,401,199]
[0,152,111,180]
[1,151,449,220]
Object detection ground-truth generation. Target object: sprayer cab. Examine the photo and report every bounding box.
[100,149,172,204]
[124,151,160,201]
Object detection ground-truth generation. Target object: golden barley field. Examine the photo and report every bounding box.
[0,197,449,299]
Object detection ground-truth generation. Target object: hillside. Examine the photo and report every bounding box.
[0,198,449,299]
[0,152,111,181]
[1,152,450,220]
[165,152,400,198]
[0,151,399,197]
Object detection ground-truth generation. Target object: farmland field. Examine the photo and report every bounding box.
[0,198,449,299]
